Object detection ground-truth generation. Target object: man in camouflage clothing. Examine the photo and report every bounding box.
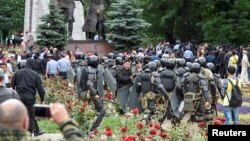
[0,99,84,141]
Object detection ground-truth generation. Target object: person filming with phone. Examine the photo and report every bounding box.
[0,99,84,141]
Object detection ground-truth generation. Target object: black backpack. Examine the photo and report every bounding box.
[226,79,242,108]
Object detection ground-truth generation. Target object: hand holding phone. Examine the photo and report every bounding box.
[34,104,51,118]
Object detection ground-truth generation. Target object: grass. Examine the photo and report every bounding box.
[38,119,60,133]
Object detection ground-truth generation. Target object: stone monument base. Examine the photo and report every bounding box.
[65,40,113,57]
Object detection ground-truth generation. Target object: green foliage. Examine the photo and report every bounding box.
[105,0,150,51]
[36,4,67,50]
[201,0,250,45]
[140,0,205,43]
[0,0,24,42]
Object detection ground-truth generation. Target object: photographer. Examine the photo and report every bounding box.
[0,99,84,141]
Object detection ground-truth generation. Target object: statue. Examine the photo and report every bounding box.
[53,0,83,39]
[82,0,105,40]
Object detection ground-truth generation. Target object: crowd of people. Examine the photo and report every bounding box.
[0,39,247,140]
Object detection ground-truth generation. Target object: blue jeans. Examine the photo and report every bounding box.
[248,67,250,79]
[223,106,239,125]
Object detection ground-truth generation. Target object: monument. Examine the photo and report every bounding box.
[24,0,85,40]
[24,0,112,56]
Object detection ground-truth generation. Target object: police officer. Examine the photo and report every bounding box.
[175,58,186,83]
[177,63,212,122]
[136,62,168,122]
[79,55,105,132]
[159,58,177,124]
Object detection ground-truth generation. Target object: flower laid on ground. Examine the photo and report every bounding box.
[137,122,144,129]
[120,126,127,133]
[199,121,206,128]
[213,119,221,125]
[132,108,139,114]
[149,129,157,135]
[105,129,112,137]
[104,92,113,101]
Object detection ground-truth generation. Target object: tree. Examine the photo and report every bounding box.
[139,0,206,43]
[105,0,150,51]
[0,0,24,45]
[201,0,250,45]
[36,3,67,50]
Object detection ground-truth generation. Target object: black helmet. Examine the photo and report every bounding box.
[160,58,168,68]
[148,61,157,72]
[88,55,99,67]
[186,62,193,72]
[75,53,85,60]
[206,63,215,71]
[108,53,114,59]
[102,56,109,64]
[176,58,186,67]
[143,56,152,65]
[198,57,206,67]
[116,57,123,65]
[192,63,201,74]
[166,58,176,69]
[154,60,161,68]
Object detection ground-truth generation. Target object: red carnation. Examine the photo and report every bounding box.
[123,136,135,141]
[149,121,153,127]
[106,127,112,131]
[137,122,144,129]
[204,131,208,136]
[79,107,85,112]
[105,130,112,137]
[121,126,127,133]
[66,99,70,103]
[146,135,153,139]
[104,93,113,100]
[132,108,139,114]
[220,117,226,123]
[150,129,157,135]
[213,119,221,125]
[154,124,161,130]
[93,129,98,134]
[159,132,167,138]
[199,121,205,128]
[136,132,142,137]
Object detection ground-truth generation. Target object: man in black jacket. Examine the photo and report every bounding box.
[11,59,45,135]
[116,59,132,89]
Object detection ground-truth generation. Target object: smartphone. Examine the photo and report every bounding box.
[33,104,51,118]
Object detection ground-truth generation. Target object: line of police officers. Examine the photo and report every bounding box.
[71,52,222,132]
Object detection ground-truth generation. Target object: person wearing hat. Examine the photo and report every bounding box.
[0,68,20,103]
[241,50,249,83]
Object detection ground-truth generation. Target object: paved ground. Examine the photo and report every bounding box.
[35,133,63,141]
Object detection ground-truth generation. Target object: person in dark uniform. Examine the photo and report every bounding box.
[11,59,45,135]
[116,59,132,89]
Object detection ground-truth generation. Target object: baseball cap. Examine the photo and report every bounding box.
[0,68,4,78]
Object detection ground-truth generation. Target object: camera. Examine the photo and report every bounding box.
[33,104,51,118]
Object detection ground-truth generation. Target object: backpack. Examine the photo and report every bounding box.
[226,79,242,108]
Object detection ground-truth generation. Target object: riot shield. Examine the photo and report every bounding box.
[76,65,85,97]
[97,65,105,100]
[117,84,131,109]
[170,87,184,119]
[127,75,143,113]
[67,66,76,83]
[103,68,117,95]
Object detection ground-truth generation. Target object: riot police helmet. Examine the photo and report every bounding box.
[143,56,152,65]
[148,61,157,72]
[102,56,109,64]
[198,57,206,67]
[88,55,99,67]
[116,57,123,65]
[108,53,114,59]
[176,58,186,67]
[75,53,85,60]
[186,62,193,72]
[160,58,168,68]
[154,60,161,68]
[161,54,169,59]
[192,63,201,74]
[206,63,215,71]
[166,58,176,69]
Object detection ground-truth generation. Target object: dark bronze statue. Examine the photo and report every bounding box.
[82,0,105,40]
[53,0,83,39]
